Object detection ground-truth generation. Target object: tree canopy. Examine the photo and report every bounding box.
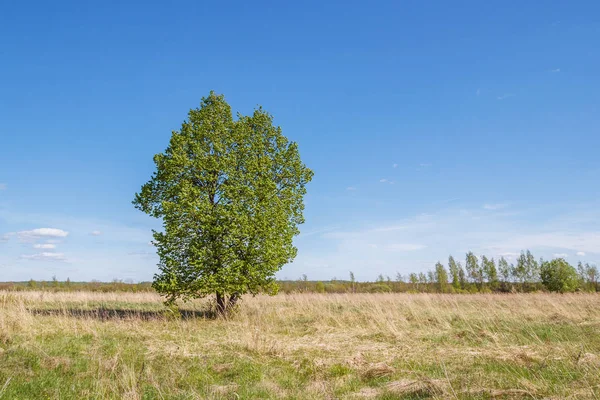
[540,258,579,293]
[133,92,313,312]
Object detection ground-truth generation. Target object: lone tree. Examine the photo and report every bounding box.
[133,92,313,313]
[540,258,579,293]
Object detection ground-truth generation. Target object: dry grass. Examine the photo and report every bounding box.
[1,292,600,399]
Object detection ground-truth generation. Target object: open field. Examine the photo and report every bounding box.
[1,292,599,399]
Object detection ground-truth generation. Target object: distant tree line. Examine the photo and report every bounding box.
[0,278,154,292]
[0,251,596,294]
[279,251,598,294]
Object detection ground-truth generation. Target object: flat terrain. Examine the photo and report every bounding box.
[1,292,599,399]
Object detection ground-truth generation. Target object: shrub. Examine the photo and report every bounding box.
[315,281,325,293]
[540,258,579,293]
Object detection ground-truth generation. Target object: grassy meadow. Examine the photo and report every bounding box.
[0,291,599,399]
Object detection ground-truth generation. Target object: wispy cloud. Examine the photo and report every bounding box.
[21,252,67,262]
[299,226,340,239]
[499,252,520,259]
[90,230,102,236]
[435,198,460,205]
[17,228,69,241]
[577,251,586,257]
[483,203,508,210]
[494,232,600,256]
[346,186,356,191]
[33,243,56,249]
[290,204,600,280]
[379,178,394,184]
[0,184,6,190]
[386,243,426,252]
[497,94,514,100]
[550,68,561,73]
[419,163,431,167]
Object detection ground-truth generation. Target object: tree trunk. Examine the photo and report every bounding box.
[228,293,239,310]
[216,292,226,315]
[216,292,240,316]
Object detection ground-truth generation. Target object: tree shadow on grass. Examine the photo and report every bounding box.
[28,307,217,320]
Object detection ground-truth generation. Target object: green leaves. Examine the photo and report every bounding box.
[540,258,579,293]
[133,92,313,304]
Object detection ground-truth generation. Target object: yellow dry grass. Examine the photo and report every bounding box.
[0,291,599,399]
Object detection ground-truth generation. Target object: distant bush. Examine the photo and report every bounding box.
[368,284,391,293]
[315,281,325,293]
[540,259,579,293]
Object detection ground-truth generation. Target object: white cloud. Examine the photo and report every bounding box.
[553,253,568,258]
[483,203,508,210]
[386,243,426,252]
[21,252,67,262]
[497,94,514,100]
[17,228,69,241]
[346,186,356,191]
[494,232,600,256]
[0,184,6,190]
[33,243,56,249]
[290,204,600,280]
[299,226,340,239]
[576,251,586,257]
[90,230,102,236]
[436,198,460,205]
[379,179,394,184]
[370,225,407,233]
[550,68,560,73]
[498,252,520,260]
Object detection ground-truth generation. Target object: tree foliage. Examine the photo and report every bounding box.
[448,255,460,290]
[540,258,579,293]
[434,261,449,292]
[133,92,313,311]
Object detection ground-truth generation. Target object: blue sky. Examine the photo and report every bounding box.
[1,1,599,281]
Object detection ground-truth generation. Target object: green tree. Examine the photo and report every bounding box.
[457,262,466,289]
[498,257,511,291]
[133,92,313,313]
[427,270,435,285]
[434,262,449,293]
[540,258,579,293]
[409,273,419,290]
[587,263,599,292]
[525,250,540,288]
[482,256,498,290]
[315,281,325,293]
[578,262,599,292]
[513,251,529,291]
[418,272,427,284]
[465,252,480,287]
[448,255,460,290]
